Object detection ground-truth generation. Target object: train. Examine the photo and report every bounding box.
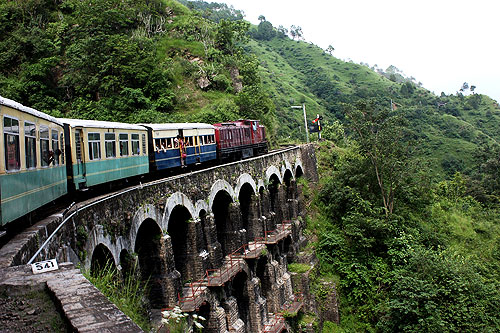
[0,96,268,227]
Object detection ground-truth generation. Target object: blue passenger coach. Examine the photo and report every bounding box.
[144,123,217,171]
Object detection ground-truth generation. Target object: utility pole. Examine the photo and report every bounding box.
[291,103,309,143]
[317,113,321,140]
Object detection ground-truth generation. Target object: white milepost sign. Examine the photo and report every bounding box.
[31,259,59,274]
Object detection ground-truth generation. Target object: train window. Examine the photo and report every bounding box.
[4,116,20,171]
[105,133,116,158]
[40,126,50,167]
[131,134,140,155]
[88,132,101,160]
[119,133,129,156]
[167,138,172,148]
[52,130,59,165]
[141,134,146,155]
[25,122,36,169]
[187,137,193,146]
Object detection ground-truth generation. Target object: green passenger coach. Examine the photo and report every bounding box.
[61,119,150,190]
[0,96,67,226]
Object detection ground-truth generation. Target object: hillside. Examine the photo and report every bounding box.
[1,0,499,179]
[244,27,500,177]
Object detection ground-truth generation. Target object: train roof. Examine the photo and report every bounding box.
[213,120,261,127]
[0,95,64,126]
[59,118,147,131]
[142,123,215,131]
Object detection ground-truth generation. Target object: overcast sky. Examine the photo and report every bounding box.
[220,0,499,102]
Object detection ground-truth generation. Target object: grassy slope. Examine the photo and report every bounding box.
[245,34,500,176]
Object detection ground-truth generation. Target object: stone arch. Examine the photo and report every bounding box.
[257,179,266,194]
[226,270,250,326]
[135,218,165,308]
[281,160,294,182]
[295,160,304,178]
[234,173,257,199]
[90,243,115,276]
[194,199,209,219]
[196,301,212,332]
[238,181,257,242]
[208,179,236,211]
[167,204,194,279]
[265,165,283,185]
[130,204,162,252]
[164,192,196,230]
[212,187,237,257]
[194,199,211,264]
[85,225,118,270]
[268,173,281,214]
[283,168,294,187]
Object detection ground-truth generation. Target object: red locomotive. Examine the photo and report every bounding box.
[213,120,268,161]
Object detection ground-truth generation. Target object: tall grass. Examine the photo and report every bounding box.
[83,262,151,331]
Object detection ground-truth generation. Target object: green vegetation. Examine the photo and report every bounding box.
[0,0,275,138]
[2,1,500,331]
[312,105,500,331]
[287,263,311,274]
[83,263,150,331]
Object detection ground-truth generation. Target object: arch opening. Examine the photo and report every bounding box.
[238,183,256,242]
[227,271,249,326]
[199,209,209,252]
[268,174,280,214]
[295,165,304,178]
[283,169,295,220]
[167,205,192,278]
[212,190,233,257]
[90,243,115,277]
[135,218,164,308]
[196,302,212,332]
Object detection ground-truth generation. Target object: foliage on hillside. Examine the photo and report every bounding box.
[312,104,500,331]
[0,0,276,135]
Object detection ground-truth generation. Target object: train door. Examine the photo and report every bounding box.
[193,131,203,163]
[74,129,87,188]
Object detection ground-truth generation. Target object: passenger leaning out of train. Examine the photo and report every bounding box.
[176,135,187,167]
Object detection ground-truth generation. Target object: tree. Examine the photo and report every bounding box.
[289,25,303,40]
[254,20,275,41]
[214,19,250,55]
[326,45,335,55]
[277,25,288,37]
[258,15,266,22]
[345,100,413,216]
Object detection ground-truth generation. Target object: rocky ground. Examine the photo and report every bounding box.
[0,289,68,332]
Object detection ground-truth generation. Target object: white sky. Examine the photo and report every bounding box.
[220,0,500,102]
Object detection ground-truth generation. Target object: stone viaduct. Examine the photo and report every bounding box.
[0,144,318,332]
